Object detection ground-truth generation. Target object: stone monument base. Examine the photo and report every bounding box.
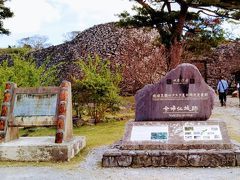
[102,146,240,167]
[0,136,86,162]
[102,121,240,167]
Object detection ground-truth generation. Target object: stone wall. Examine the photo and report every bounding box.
[0,54,13,66]
[186,42,240,92]
[29,23,166,94]
[207,42,240,90]
[1,22,240,94]
[102,148,240,167]
[30,36,240,94]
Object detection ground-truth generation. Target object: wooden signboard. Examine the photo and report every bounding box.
[0,81,73,143]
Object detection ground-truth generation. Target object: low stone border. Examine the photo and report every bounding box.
[102,144,240,167]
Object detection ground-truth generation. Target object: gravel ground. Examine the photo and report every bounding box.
[0,96,240,180]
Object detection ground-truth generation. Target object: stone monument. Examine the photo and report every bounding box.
[102,63,240,167]
[0,81,86,161]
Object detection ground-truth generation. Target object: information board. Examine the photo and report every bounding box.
[130,126,168,142]
[13,94,58,116]
[184,125,222,141]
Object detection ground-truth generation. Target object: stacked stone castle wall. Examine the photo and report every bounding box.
[0,23,240,94]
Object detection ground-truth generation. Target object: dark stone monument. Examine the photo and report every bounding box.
[102,63,240,167]
[135,63,215,121]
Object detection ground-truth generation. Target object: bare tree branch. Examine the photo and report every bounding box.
[135,0,155,13]
[193,6,235,19]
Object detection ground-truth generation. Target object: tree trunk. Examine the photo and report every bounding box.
[168,40,183,70]
[167,3,187,70]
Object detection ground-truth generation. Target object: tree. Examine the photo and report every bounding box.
[118,28,167,93]
[119,0,240,70]
[17,35,51,49]
[0,0,13,35]
[72,55,121,124]
[183,17,226,58]
[0,55,58,102]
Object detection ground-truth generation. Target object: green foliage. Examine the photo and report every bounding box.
[0,55,58,102]
[0,0,13,35]
[0,119,127,167]
[0,47,32,56]
[118,0,240,47]
[184,18,226,56]
[118,5,185,46]
[72,55,122,123]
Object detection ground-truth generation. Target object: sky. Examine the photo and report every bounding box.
[0,0,134,48]
[1,0,240,48]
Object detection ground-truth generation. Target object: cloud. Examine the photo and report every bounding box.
[59,0,132,14]
[50,0,134,30]
[0,0,133,47]
[4,0,61,33]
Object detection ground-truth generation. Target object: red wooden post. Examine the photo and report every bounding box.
[55,81,70,143]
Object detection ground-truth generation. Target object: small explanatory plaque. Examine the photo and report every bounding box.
[13,94,58,116]
[130,126,168,142]
[184,125,222,141]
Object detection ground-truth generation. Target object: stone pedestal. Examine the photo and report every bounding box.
[102,64,240,167]
[102,147,240,167]
[102,121,240,167]
[0,136,86,162]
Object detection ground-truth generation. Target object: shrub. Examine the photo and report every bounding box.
[0,47,32,57]
[72,55,121,124]
[0,55,58,102]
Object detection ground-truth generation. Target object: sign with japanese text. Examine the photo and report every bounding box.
[135,64,215,121]
[184,125,222,141]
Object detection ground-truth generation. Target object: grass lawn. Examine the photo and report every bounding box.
[1,95,239,168]
[0,120,129,168]
[0,96,135,168]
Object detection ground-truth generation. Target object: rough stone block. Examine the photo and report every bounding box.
[117,155,132,167]
[236,151,240,166]
[164,154,188,167]
[102,156,118,167]
[225,153,236,166]
[152,156,165,167]
[102,148,238,167]
[132,155,152,167]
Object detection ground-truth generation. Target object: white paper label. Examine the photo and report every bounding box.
[130,126,168,142]
[184,125,222,141]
